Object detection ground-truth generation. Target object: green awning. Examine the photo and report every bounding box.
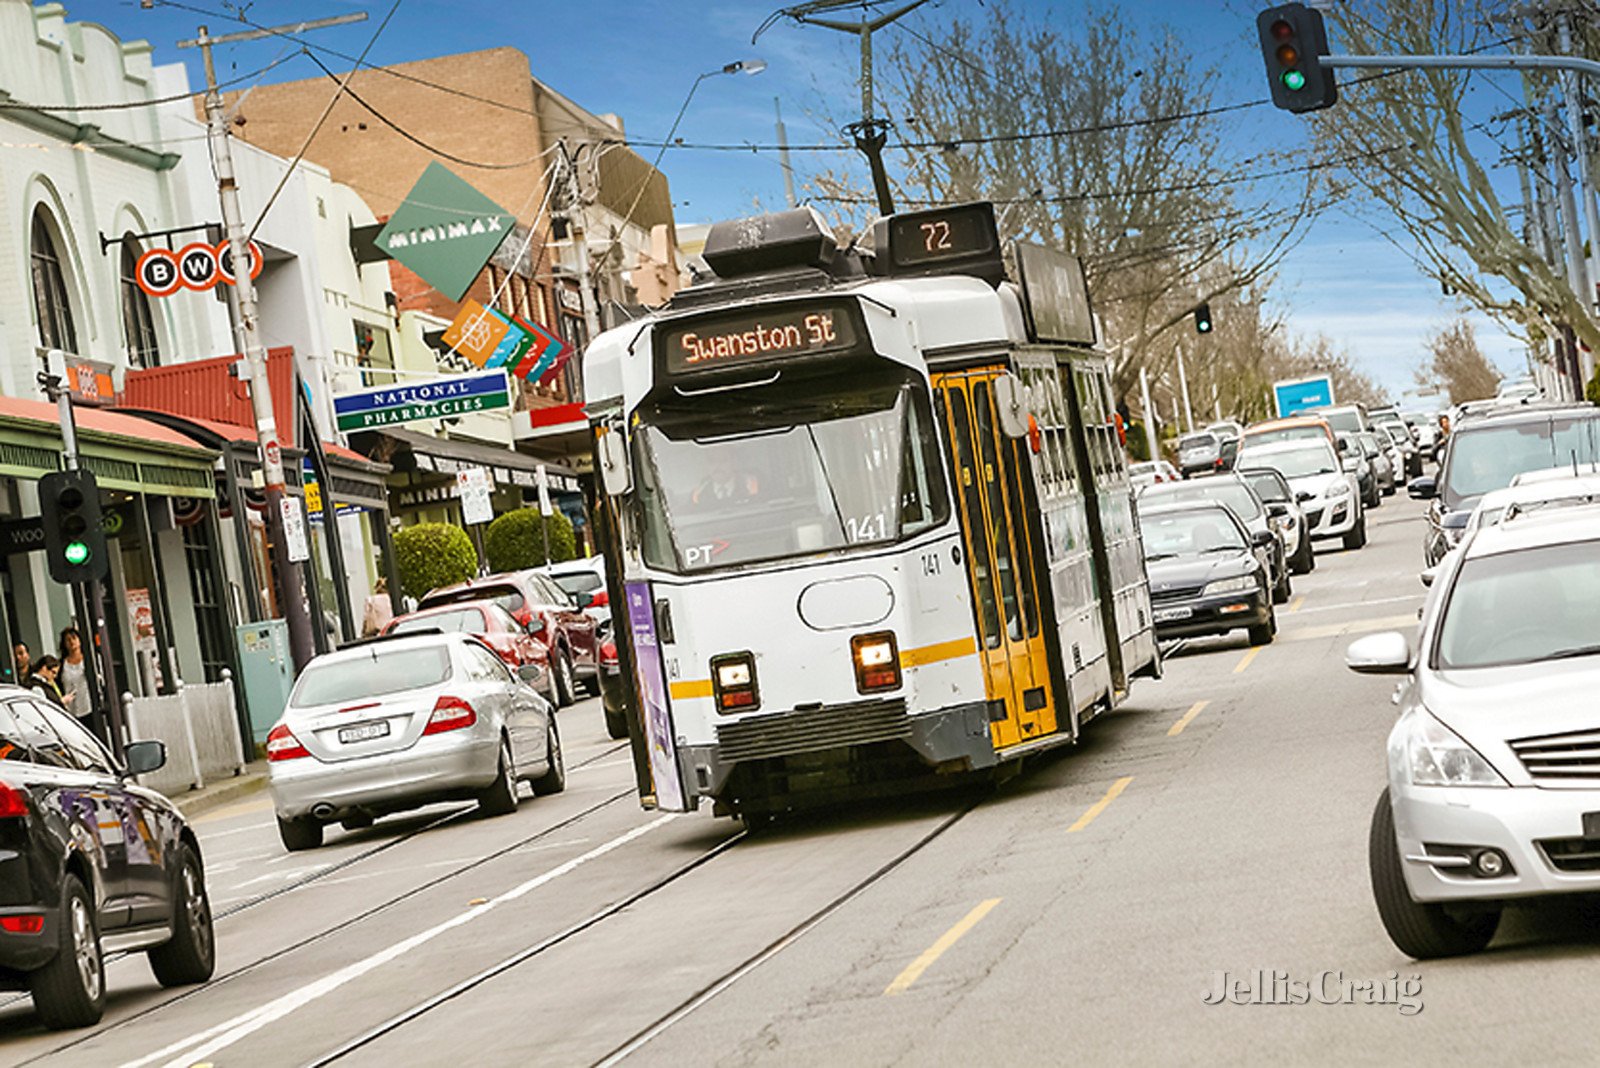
[0,410,217,499]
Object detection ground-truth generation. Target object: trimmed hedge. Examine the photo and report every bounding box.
[485,508,576,571]
[393,522,478,598]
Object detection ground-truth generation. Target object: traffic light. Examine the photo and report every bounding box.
[39,470,107,584]
[1193,303,1214,335]
[1258,3,1337,114]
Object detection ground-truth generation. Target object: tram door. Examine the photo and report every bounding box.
[932,370,1057,749]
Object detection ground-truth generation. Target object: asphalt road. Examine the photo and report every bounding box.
[6,496,1590,1066]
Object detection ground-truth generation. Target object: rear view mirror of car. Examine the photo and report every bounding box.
[1420,567,1437,588]
[1408,475,1437,499]
[1345,631,1413,675]
[123,739,167,776]
[1251,529,1276,548]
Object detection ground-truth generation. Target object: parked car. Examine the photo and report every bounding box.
[598,638,627,739]
[1130,459,1180,490]
[1240,415,1339,453]
[1377,421,1422,480]
[1351,504,1600,958]
[1138,501,1277,646]
[1137,473,1290,603]
[1306,402,1373,437]
[0,694,214,1028]
[1236,438,1366,551]
[1337,433,1379,508]
[1176,431,1224,478]
[538,556,611,625]
[383,600,555,705]
[420,570,600,705]
[1409,404,1600,565]
[1463,474,1600,539]
[267,632,563,851]
[1356,430,1398,497]
[1238,466,1314,574]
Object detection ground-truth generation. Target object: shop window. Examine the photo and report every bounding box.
[30,207,78,354]
[120,238,161,368]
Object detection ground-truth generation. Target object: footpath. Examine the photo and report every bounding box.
[162,760,271,818]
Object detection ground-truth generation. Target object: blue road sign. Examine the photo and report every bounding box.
[1273,375,1334,418]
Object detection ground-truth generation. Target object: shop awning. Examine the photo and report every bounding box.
[355,427,580,492]
[0,397,216,498]
[120,348,303,446]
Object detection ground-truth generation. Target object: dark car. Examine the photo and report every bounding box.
[1139,502,1277,646]
[1137,473,1291,604]
[384,600,555,705]
[1238,466,1315,575]
[1410,404,1600,565]
[0,693,214,1028]
[419,570,600,706]
[598,636,627,740]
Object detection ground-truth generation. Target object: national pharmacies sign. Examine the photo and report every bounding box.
[333,371,510,432]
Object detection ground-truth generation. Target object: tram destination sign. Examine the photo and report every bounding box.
[658,299,862,377]
[886,203,998,268]
[333,371,510,432]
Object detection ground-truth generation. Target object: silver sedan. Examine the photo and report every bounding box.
[266,632,563,851]
[1349,503,1600,958]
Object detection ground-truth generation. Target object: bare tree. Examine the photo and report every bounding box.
[1419,316,1501,402]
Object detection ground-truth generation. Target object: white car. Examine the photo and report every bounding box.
[1464,475,1600,538]
[1235,438,1366,551]
[1130,460,1180,490]
[1350,504,1600,958]
[538,555,610,625]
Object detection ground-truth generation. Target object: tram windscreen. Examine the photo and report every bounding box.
[633,373,950,573]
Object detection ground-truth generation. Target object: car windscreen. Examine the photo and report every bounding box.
[1238,443,1339,479]
[1140,509,1247,559]
[1140,480,1262,521]
[1436,540,1600,669]
[1440,415,1600,510]
[292,645,453,707]
[1178,434,1217,452]
[1242,425,1325,448]
[390,608,488,636]
[423,584,525,614]
[550,572,603,597]
[1318,409,1362,434]
[1239,470,1288,503]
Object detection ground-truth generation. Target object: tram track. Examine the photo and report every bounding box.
[11,742,634,1065]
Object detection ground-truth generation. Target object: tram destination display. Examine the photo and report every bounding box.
[886,203,998,268]
[659,300,860,376]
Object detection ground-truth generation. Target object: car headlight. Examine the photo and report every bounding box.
[1399,712,1506,787]
[1202,575,1257,597]
[1327,480,1351,497]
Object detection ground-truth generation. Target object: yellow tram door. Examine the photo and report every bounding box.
[932,370,1057,749]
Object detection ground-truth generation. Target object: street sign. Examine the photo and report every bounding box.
[178,241,221,291]
[332,371,511,432]
[456,467,494,526]
[536,464,553,517]
[375,163,514,302]
[1273,374,1335,418]
[134,247,182,297]
[280,496,310,563]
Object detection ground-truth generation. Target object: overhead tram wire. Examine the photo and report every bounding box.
[0,48,305,112]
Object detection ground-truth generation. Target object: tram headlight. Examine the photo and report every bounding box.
[711,652,759,713]
[851,631,902,693]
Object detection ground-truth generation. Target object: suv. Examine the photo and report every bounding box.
[1176,432,1224,478]
[420,570,599,705]
[539,556,611,625]
[1306,403,1372,437]
[0,695,214,1028]
[1411,404,1600,564]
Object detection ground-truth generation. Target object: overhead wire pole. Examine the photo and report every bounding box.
[178,17,367,672]
[756,0,931,215]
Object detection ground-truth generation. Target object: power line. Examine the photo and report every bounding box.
[0,48,304,112]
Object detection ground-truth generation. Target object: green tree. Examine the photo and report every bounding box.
[485,508,576,571]
[392,523,478,599]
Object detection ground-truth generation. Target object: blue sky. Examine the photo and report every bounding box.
[66,0,1529,395]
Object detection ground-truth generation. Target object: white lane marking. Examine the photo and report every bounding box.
[120,816,673,1068]
[228,866,330,890]
[196,821,275,839]
[1292,593,1423,615]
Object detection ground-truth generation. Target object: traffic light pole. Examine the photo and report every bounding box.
[189,25,316,673]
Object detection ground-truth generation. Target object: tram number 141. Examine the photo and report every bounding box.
[845,514,888,544]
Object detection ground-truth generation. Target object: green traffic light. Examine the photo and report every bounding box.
[1198,321,1212,333]
[1282,69,1307,91]
[63,542,90,566]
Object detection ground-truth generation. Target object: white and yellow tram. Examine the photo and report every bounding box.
[585,202,1158,819]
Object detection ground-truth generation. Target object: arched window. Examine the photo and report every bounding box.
[30,207,78,353]
[120,238,160,368]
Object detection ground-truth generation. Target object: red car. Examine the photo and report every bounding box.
[382,601,555,705]
[419,571,599,706]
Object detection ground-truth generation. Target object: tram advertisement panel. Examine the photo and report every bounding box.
[626,582,688,811]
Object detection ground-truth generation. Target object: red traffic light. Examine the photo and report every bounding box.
[1270,18,1294,40]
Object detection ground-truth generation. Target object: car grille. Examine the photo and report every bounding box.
[716,699,910,763]
[1150,584,1204,604]
[1508,728,1600,784]
[1538,837,1600,873]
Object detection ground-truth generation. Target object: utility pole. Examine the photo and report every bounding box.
[557,143,603,359]
[1174,346,1195,433]
[1556,10,1599,387]
[774,97,798,209]
[1139,367,1161,463]
[182,24,323,672]
[757,0,930,214]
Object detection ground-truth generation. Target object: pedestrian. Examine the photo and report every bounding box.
[362,576,393,637]
[12,642,30,686]
[58,627,91,723]
[26,655,66,709]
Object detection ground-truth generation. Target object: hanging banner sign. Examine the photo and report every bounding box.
[135,240,263,297]
[134,248,182,297]
[438,302,564,386]
[333,370,511,432]
[375,162,514,302]
[215,240,264,285]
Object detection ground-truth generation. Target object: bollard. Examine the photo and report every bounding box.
[175,678,205,791]
[220,668,246,774]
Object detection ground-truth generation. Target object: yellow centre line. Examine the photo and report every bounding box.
[1068,776,1133,833]
[1167,700,1210,737]
[1289,595,1305,613]
[1233,647,1261,674]
[884,898,1002,996]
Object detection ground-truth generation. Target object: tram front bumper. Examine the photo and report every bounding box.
[676,698,997,800]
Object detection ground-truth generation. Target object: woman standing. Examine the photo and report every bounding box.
[27,656,66,708]
[58,627,90,723]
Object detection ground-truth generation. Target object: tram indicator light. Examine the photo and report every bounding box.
[1257,4,1336,113]
[851,631,901,693]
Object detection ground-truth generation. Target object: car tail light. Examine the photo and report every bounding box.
[711,653,758,713]
[0,782,28,819]
[588,590,610,609]
[425,695,477,735]
[0,914,44,934]
[600,641,618,668]
[852,631,902,693]
[265,723,311,762]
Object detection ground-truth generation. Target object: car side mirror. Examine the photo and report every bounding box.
[1345,631,1413,675]
[597,428,632,497]
[1408,475,1437,499]
[992,373,1031,439]
[124,739,167,776]
[1266,502,1289,518]
[1295,491,1314,502]
[1250,529,1276,548]
[1420,567,1437,588]
[517,663,545,684]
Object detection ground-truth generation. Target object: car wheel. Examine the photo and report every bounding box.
[554,651,576,708]
[604,706,629,740]
[277,814,323,852]
[148,843,215,987]
[1272,568,1291,605]
[478,737,519,816]
[1294,534,1315,574]
[1342,513,1368,551]
[1247,605,1276,646]
[29,874,104,1030]
[531,718,566,796]
[1369,789,1499,958]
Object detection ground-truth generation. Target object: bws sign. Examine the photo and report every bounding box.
[135,241,262,298]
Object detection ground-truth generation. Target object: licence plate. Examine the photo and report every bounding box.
[1153,607,1193,623]
[338,721,391,744]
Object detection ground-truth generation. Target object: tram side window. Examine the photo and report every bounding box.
[1045,371,1076,494]
[1021,367,1056,496]
[949,391,1003,648]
